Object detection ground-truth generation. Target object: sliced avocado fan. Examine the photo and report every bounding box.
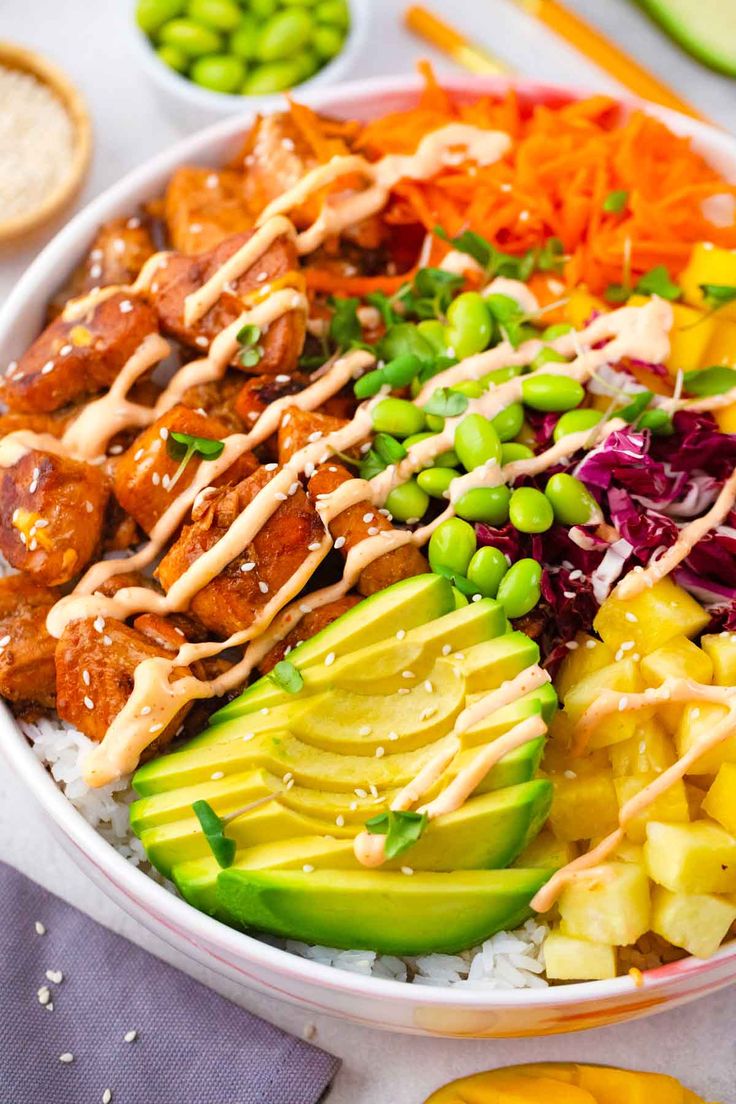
[636,0,736,77]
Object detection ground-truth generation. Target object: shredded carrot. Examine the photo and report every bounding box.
[304,268,418,296]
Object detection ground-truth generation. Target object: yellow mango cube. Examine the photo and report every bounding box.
[701,632,736,686]
[543,930,617,981]
[565,289,608,329]
[679,242,736,321]
[547,772,619,842]
[644,819,736,894]
[558,861,650,945]
[705,317,736,366]
[577,1066,690,1104]
[685,781,707,820]
[702,763,736,834]
[615,773,689,844]
[651,884,736,959]
[594,577,709,657]
[676,701,736,775]
[667,302,718,375]
[715,403,736,434]
[563,658,645,749]
[641,635,713,687]
[512,830,577,869]
[555,633,614,701]
[608,718,676,776]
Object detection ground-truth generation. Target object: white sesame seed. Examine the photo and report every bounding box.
[34,921,46,936]
[324,652,335,666]
[37,985,51,1005]
[401,670,415,679]
[441,643,452,656]
[625,611,638,623]
[335,815,345,827]
[82,669,90,686]
[354,787,367,798]
[93,616,105,633]
[123,1030,137,1043]
[240,561,256,572]
[83,696,94,710]
[258,580,269,594]
[149,723,163,734]
[369,783,379,798]
[387,731,398,741]
[565,640,579,650]
[424,680,433,694]
[358,724,372,736]
[334,535,346,550]
[102,1091,113,1104]
[563,769,577,780]
[59,1053,74,1064]
[59,344,72,357]
[45,970,63,984]
[397,687,410,695]
[210,771,224,781]
[401,866,414,876]
[264,462,278,471]
[375,746,385,758]
[0,634,10,647]
[585,639,597,649]
[307,542,321,552]
[151,472,160,486]
[273,491,287,501]
[302,864,314,873]
[41,360,55,375]
[618,697,629,711]
[362,512,374,523]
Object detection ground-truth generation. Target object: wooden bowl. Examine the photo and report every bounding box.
[0,42,92,244]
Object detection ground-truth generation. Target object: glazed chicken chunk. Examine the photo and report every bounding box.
[0,575,60,708]
[277,405,355,465]
[112,404,257,535]
[258,594,361,674]
[49,216,157,316]
[165,167,253,255]
[0,448,109,586]
[155,465,324,637]
[2,293,159,413]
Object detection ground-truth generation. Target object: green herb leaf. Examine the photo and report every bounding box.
[364,809,429,860]
[434,227,564,281]
[193,799,236,869]
[536,237,565,274]
[236,322,264,368]
[485,293,527,349]
[423,387,469,418]
[236,323,261,346]
[431,563,479,596]
[618,390,653,424]
[699,283,736,311]
[683,365,736,396]
[328,295,363,349]
[635,265,681,301]
[168,431,225,461]
[602,189,629,214]
[604,282,631,304]
[270,660,304,695]
[359,448,387,481]
[373,433,407,465]
[638,409,673,435]
[395,267,463,320]
[434,226,494,270]
[365,291,400,329]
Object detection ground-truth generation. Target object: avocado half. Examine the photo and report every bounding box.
[636,0,736,77]
[131,575,557,955]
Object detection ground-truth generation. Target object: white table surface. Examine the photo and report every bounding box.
[1,1,736,1100]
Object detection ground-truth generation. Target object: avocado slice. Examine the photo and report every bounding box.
[173,779,552,916]
[636,0,736,77]
[215,867,551,954]
[211,573,455,723]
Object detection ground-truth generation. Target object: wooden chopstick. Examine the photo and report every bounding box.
[405,6,512,76]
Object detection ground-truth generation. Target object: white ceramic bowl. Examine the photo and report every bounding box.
[2,74,736,1038]
[127,0,372,129]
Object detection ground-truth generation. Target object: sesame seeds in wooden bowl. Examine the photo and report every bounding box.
[0,42,92,244]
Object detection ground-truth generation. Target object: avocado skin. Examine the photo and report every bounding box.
[635,0,736,77]
[215,868,551,954]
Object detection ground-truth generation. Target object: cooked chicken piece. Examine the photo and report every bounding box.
[55,618,192,747]
[178,371,247,433]
[0,449,109,586]
[277,405,355,465]
[165,167,253,255]
[258,594,361,674]
[156,465,324,637]
[149,230,305,375]
[133,611,211,648]
[96,570,160,598]
[234,372,307,430]
[48,216,157,317]
[307,461,426,596]
[112,404,258,535]
[102,498,144,554]
[2,293,159,413]
[0,575,59,707]
[0,408,76,439]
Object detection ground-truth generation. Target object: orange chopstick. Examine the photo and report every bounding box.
[512,0,707,121]
[405,6,511,76]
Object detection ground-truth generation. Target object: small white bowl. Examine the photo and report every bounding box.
[127,0,372,130]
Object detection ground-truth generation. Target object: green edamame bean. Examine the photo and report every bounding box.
[451,379,484,399]
[500,442,534,464]
[292,48,320,79]
[403,432,434,450]
[191,53,245,91]
[417,466,455,499]
[545,473,602,526]
[354,370,385,400]
[542,323,573,340]
[467,546,508,599]
[371,397,426,438]
[383,354,421,389]
[454,413,502,473]
[531,347,568,372]
[455,485,510,525]
[452,587,469,609]
[156,43,189,71]
[509,487,554,533]
[243,59,303,91]
[159,18,222,55]
[445,292,493,359]
[552,408,602,443]
[416,320,447,355]
[426,414,445,433]
[230,16,260,59]
[428,517,477,577]
[480,364,522,389]
[434,447,458,467]
[639,409,674,435]
[385,479,429,523]
[380,323,435,366]
[521,373,585,413]
[315,0,349,27]
[497,558,542,619]
[257,9,313,60]
[249,0,278,18]
[137,0,185,35]
[491,401,524,442]
[313,23,344,58]
[187,0,242,32]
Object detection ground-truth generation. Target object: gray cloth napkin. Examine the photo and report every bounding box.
[0,860,340,1103]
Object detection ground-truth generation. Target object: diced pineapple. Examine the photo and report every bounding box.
[702,763,736,835]
[547,771,619,842]
[701,632,736,686]
[667,302,718,375]
[685,781,707,820]
[679,242,736,321]
[594,577,710,656]
[555,633,614,701]
[608,718,676,776]
[612,838,644,864]
[705,317,736,366]
[675,701,736,775]
[614,773,689,843]
[565,289,608,329]
[543,930,617,980]
[543,744,611,776]
[558,861,650,945]
[640,635,713,687]
[644,819,736,894]
[563,658,645,749]
[651,884,736,959]
[512,829,577,869]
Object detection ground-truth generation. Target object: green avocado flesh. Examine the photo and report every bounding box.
[131,573,556,954]
[636,0,736,76]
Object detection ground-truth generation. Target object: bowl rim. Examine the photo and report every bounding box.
[2,70,736,1011]
[0,41,92,242]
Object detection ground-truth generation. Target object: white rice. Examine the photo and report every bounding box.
[20,713,549,988]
